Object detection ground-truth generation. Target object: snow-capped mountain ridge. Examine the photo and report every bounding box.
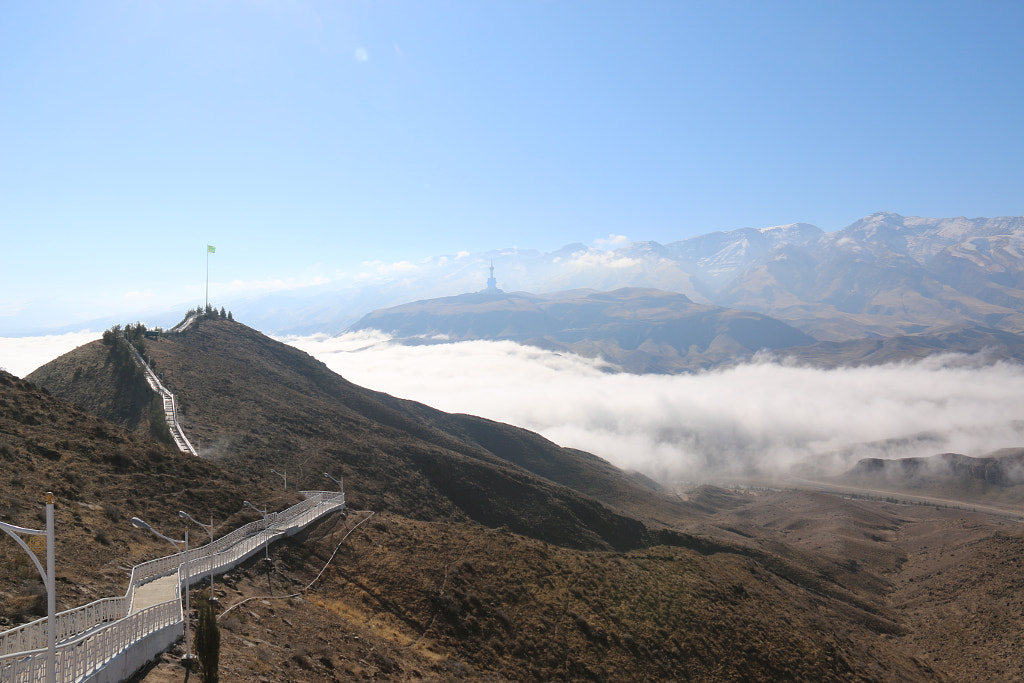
[210,213,1024,340]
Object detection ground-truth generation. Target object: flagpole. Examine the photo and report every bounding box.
[205,245,216,310]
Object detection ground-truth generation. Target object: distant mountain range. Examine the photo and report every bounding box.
[349,286,1024,373]
[714,213,1024,339]
[229,213,1024,343]
[349,287,816,373]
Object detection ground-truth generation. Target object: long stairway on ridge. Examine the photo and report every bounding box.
[128,344,198,456]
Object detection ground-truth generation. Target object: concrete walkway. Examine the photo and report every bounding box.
[129,574,180,615]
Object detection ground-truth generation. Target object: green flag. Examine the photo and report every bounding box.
[207,245,216,253]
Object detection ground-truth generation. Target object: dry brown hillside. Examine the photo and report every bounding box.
[0,369,288,626]
[29,317,697,549]
[11,316,1024,681]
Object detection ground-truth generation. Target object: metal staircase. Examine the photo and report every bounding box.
[127,345,198,457]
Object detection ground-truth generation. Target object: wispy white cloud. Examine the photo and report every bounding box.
[360,260,418,274]
[594,234,630,250]
[354,47,369,62]
[569,249,640,270]
[284,333,1024,482]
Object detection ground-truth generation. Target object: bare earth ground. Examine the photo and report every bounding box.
[698,489,1024,683]
[132,490,1024,683]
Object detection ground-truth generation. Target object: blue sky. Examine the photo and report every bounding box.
[2,0,1023,335]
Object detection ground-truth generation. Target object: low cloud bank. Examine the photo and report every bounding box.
[6,330,1021,484]
[284,332,1024,482]
[0,332,99,378]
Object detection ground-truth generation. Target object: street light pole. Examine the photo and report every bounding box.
[179,510,216,600]
[45,493,55,683]
[323,472,344,494]
[270,468,287,489]
[130,516,193,662]
[243,501,270,561]
[0,493,56,683]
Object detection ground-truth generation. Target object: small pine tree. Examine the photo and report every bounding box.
[227,311,233,321]
[195,598,220,683]
[219,306,226,319]
[102,326,119,345]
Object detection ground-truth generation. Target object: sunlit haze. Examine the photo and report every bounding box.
[3,2,1023,334]
[3,2,1022,482]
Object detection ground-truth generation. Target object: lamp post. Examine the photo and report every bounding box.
[130,516,193,662]
[178,510,216,601]
[0,493,56,683]
[243,501,270,561]
[323,472,344,494]
[269,468,287,489]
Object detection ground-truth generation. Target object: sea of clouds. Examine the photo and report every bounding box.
[0,332,100,378]
[4,330,1023,483]
[282,331,1024,482]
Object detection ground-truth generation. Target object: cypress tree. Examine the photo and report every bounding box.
[195,598,220,683]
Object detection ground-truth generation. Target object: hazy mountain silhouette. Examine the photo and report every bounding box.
[349,287,815,373]
[209,213,1024,345]
[843,448,1024,493]
[717,213,1024,339]
[772,324,1024,368]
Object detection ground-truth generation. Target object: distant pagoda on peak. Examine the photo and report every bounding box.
[483,260,502,294]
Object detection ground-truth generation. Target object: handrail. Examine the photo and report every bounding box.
[0,601,181,683]
[125,345,198,457]
[0,596,129,657]
[0,491,345,683]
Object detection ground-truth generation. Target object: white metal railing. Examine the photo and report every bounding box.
[0,596,128,658]
[0,491,345,683]
[0,600,182,683]
[124,342,197,457]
